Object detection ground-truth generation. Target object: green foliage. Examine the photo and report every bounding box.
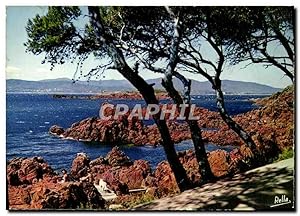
[274,148,294,162]
[25,6,82,69]
[24,6,294,79]
[202,7,264,46]
[121,193,155,208]
[99,6,123,29]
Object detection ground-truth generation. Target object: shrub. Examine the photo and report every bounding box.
[274,147,294,162]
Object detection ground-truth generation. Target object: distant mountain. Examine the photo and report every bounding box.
[6,78,281,95]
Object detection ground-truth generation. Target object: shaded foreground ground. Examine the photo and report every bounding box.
[134,158,294,211]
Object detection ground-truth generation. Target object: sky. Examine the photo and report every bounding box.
[5,6,293,88]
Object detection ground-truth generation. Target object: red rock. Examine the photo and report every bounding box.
[8,181,105,210]
[105,146,133,167]
[89,156,106,167]
[100,170,129,195]
[49,125,65,136]
[141,175,157,188]
[89,149,151,194]
[58,111,148,145]
[154,161,179,196]
[70,153,90,180]
[207,150,230,177]
[7,157,55,186]
[117,160,151,189]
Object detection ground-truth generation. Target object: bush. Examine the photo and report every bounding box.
[116,193,156,209]
[274,148,294,162]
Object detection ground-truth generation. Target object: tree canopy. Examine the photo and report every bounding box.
[25,6,294,81]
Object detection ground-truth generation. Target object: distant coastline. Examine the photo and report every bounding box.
[6,78,282,95]
[5,92,274,100]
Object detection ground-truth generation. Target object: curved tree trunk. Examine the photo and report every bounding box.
[162,79,214,183]
[88,6,191,192]
[162,7,213,183]
[120,66,191,192]
[187,119,214,182]
[214,84,257,152]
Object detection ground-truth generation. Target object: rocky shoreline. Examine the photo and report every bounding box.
[7,145,255,210]
[7,86,294,210]
[49,86,293,150]
[49,103,228,146]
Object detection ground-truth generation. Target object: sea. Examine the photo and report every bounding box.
[6,94,266,171]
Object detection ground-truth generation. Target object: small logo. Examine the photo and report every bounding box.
[270,195,291,208]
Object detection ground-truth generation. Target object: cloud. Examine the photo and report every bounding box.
[6,66,23,79]
[6,66,21,73]
[5,65,23,79]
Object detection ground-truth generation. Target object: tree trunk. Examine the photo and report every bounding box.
[120,66,191,191]
[162,79,214,183]
[214,84,257,152]
[88,6,191,192]
[187,120,214,182]
[162,7,213,183]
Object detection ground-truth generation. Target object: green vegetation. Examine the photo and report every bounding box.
[121,193,156,209]
[274,148,294,162]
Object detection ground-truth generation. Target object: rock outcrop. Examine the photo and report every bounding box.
[7,157,56,186]
[58,115,148,145]
[70,152,91,180]
[49,87,293,158]
[49,103,222,146]
[7,135,291,210]
[85,147,151,195]
[203,86,294,151]
[154,161,179,196]
[117,160,151,190]
[105,147,133,167]
[7,157,105,210]
[49,125,65,136]
[8,180,105,210]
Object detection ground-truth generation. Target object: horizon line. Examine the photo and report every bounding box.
[5,77,284,88]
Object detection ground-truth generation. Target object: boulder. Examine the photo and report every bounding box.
[70,153,91,180]
[154,161,179,196]
[117,160,151,189]
[89,150,151,194]
[105,147,133,167]
[49,125,65,136]
[178,150,201,184]
[100,170,129,195]
[207,150,231,177]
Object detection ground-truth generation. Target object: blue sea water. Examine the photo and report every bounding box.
[6,93,265,171]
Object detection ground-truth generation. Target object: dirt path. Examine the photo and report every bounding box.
[133,158,294,211]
